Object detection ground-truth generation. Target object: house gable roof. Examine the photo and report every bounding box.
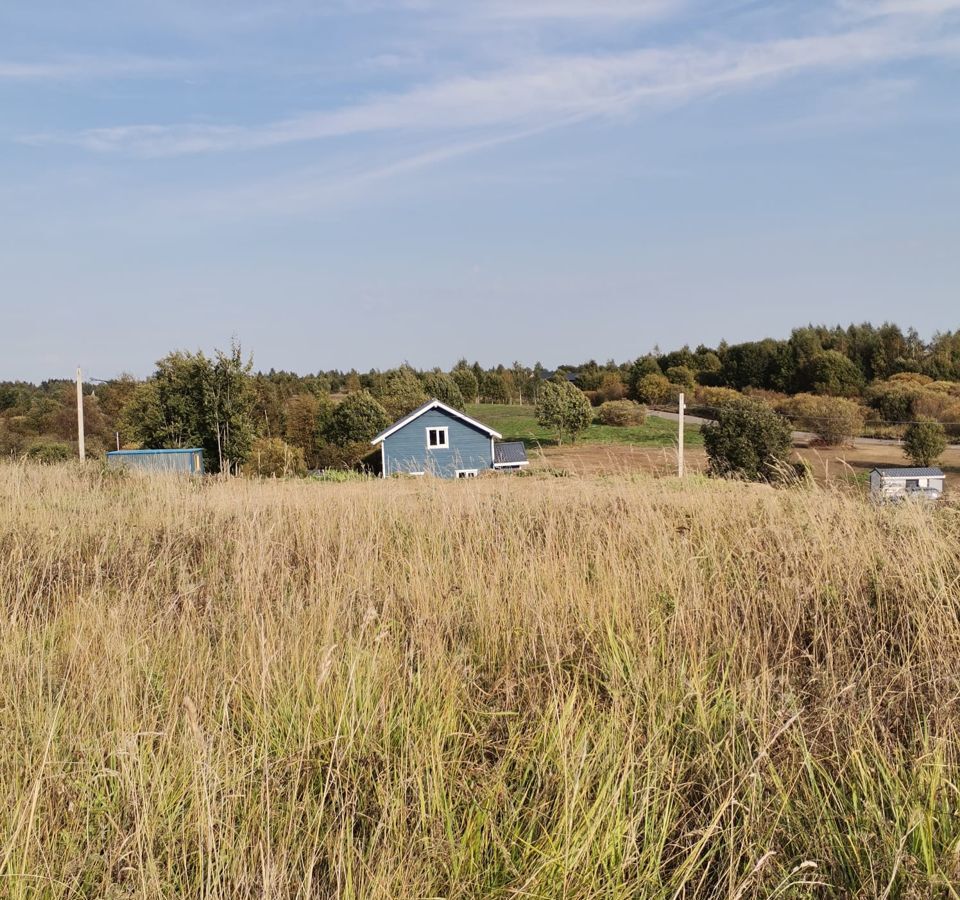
[871,467,945,478]
[371,399,502,445]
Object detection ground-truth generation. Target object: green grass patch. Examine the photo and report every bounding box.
[467,404,704,448]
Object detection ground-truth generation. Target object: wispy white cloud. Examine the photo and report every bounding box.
[755,76,919,138]
[0,55,192,82]
[171,122,571,219]
[842,0,960,16]
[22,9,960,158]
[330,0,686,20]
[471,0,685,21]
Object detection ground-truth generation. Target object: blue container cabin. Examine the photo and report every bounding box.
[371,399,527,478]
[106,448,204,475]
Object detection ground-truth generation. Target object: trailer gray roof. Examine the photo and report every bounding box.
[871,467,944,478]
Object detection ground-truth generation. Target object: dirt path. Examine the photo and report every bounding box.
[534,440,960,484]
[646,409,944,450]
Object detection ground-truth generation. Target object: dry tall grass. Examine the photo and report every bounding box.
[1,463,959,898]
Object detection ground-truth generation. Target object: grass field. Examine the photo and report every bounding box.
[466,403,704,448]
[2,463,960,898]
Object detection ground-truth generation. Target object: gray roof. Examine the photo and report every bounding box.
[494,441,528,465]
[872,467,945,478]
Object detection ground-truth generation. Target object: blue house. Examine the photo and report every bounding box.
[371,399,528,478]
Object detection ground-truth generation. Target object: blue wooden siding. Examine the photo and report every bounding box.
[382,408,493,477]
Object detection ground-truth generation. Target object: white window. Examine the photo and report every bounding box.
[427,427,449,449]
[456,469,478,479]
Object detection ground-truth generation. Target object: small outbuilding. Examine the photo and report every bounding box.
[869,466,945,500]
[107,448,204,475]
[371,399,528,478]
[494,441,530,472]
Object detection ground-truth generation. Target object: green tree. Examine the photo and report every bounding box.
[627,356,661,398]
[808,350,865,398]
[325,391,390,446]
[451,367,479,405]
[283,392,333,468]
[720,339,791,391]
[120,343,256,473]
[480,372,510,404]
[536,381,592,444]
[703,401,793,482]
[0,385,24,414]
[903,418,947,467]
[422,372,465,410]
[207,343,257,473]
[97,375,139,444]
[375,367,428,421]
[510,361,533,404]
[665,365,696,393]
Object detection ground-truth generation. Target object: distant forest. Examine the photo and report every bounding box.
[3,323,959,470]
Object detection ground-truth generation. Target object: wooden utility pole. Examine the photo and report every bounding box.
[678,392,685,478]
[76,367,85,461]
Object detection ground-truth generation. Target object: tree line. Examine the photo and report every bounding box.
[2,322,958,472]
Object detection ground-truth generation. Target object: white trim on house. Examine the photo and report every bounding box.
[427,426,449,449]
[370,399,503,445]
[456,469,478,478]
[493,461,530,469]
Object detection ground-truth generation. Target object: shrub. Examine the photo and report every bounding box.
[777,394,865,446]
[912,391,960,439]
[633,373,673,405]
[694,386,744,411]
[888,372,932,385]
[248,438,307,478]
[596,400,646,427]
[0,421,26,456]
[925,381,960,396]
[903,418,947,468]
[703,401,793,482]
[742,388,789,406]
[866,381,924,423]
[26,441,72,464]
[593,373,627,405]
[310,469,373,483]
[314,441,380,472]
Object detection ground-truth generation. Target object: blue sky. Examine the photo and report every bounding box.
[1,0,958,381]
